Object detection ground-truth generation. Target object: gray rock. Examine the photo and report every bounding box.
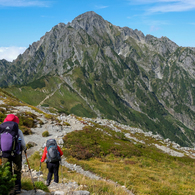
[67,191,90,195]
[20,189,46,195]
[54,191,65,195]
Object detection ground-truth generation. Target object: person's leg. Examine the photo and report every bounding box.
[47,162,53,185]
[13,154,22,193]
[13,154,22,181]
[53,161,59,183]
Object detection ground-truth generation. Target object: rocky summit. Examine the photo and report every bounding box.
[1,11,195,147]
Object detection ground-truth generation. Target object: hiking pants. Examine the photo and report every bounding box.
[47,161,59,183]
[2,154,22,181]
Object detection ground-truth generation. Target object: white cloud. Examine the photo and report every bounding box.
[0,0,52,7]
[128,0,195,13]
[95,5,109,9]
[0,47,26,62]
[150,25,161,31]
[148,2,195,13]
[129,0,179,3]
[144,19,169,26]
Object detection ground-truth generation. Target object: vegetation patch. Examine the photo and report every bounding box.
[42,130,49,137]
[0,162,16,195]
[27,151,131,195]
[21,177,49,192]
[26,142,34,149]
[63,125,144,160]
[62,124,195,195]
[16,112,38,135]
[27,77,46,89]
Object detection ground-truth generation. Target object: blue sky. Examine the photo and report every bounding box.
[0,0,195,61]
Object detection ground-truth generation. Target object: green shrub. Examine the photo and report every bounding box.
[42,131,49,137]
[20,126,32,135]
[0,162,16,195]
[35,181,49,192]
[21,178,34,191]
[21,179,49,192]
[64,122,71,126]
[44,114,54,120]
[26,143,34,149]
[16,112,37,134]
[0,112,6,123]
[63,125,142,160]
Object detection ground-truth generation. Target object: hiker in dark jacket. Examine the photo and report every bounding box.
[41,139,63,186]
[0,114,26,194]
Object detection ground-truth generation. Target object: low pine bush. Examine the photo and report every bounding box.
[20,126,32,135]
[21,178,49,192]
[42,130,49,137]
[0,162,16,195]
[35,181,49,192]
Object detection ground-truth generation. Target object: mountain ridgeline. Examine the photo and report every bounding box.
[1,11,195,147]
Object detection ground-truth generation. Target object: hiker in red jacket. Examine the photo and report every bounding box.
[41,139,63,186]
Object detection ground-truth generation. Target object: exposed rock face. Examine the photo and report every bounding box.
[1,11,195,147]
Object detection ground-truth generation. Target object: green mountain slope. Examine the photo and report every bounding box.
[1,11,195,147]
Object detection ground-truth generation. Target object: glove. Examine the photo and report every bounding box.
[24,148,27,153]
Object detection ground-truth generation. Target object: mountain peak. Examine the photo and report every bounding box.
[70,11,106,32]
[76,11,98,18]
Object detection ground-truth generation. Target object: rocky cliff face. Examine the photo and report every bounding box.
[1,11,195,147]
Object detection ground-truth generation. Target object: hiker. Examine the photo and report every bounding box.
[41,139,63,186]
[0,114,26,194]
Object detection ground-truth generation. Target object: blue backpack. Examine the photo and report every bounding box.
[0,121,20,157]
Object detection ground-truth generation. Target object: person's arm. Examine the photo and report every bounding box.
[18,129,26,151]
[57,145,63,156]
[41,147,47,162]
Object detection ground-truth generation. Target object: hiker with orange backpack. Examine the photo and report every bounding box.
[41,139,63,186]
[0,114,26,194]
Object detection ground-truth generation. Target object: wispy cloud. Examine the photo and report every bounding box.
[127,14,141,19]
[0,0,52,7]
[95,5,109,9]
[0,47,26,62]
[150,25,161,31]
[143,19,168,32]
[128,0,195,13]
[144,19,170,26]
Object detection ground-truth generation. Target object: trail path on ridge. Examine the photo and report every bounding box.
[38,83,63,107]
[14,106,134,194]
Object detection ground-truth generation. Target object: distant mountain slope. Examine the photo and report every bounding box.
[1,11,195,147]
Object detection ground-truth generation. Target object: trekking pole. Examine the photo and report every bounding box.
[38,162,41,181]
[61,160,63,184]
[24,150,37,194]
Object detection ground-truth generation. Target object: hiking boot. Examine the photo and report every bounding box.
[15,189,21,195]
[14,185,21,194]
[15,180,21,194]
[46,180,50,186]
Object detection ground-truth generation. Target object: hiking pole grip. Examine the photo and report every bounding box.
[24,151,37,193]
